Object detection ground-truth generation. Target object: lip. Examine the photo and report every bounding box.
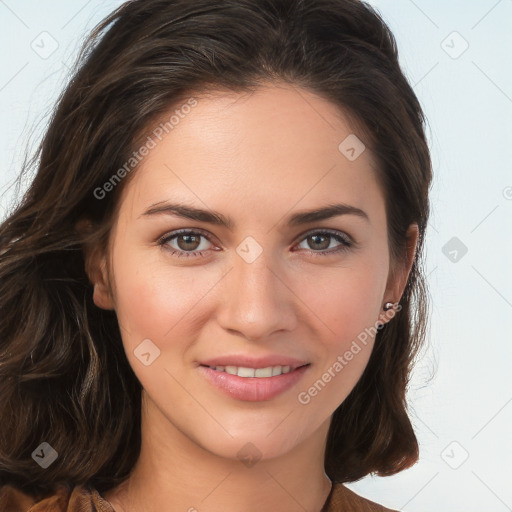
[199,354,309,371]
[198,364,311,402]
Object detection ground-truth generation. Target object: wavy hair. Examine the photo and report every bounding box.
[0,0,432,496]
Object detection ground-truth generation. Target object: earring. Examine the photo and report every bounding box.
[383,301,396,311]
[378,301,399,330]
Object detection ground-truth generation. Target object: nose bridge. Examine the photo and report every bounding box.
[217,237,296,340]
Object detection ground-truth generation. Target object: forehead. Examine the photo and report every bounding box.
[118,83,384,225]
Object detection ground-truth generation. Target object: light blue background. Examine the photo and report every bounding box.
[1,1,511,510]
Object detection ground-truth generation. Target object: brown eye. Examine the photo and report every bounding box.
[307,233,331,250]
[296,230,353,256]
[158,230,214,258]
[176,233,202,251]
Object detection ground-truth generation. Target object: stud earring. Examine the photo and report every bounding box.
[383,302,396,311]
[378,301,400,329]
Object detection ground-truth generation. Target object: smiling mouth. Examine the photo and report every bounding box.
[200,363,310,378]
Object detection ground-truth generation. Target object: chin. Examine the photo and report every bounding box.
[195,430,302,464]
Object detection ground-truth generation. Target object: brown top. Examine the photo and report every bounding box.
[0,482,398,512]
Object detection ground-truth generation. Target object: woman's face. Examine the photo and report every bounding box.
[92,83,413,461]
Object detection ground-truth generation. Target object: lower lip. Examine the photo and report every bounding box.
[198,365,311,402]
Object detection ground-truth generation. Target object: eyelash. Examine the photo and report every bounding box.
[157,228,354,259]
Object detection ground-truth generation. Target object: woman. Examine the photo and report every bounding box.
[0,0,432,510]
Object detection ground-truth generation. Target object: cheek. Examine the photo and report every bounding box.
[296,255,387,402]
[109,250,179,340]
[109,248,219,354]
[298,272,382,409]
[303,262,385,344]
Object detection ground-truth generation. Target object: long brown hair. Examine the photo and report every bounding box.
[0,0,432,496]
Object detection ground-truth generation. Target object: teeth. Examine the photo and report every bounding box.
[212,365,292,377]
[237,367,255,378]
[255,367,273,377]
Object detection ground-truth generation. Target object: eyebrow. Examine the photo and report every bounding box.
[140,201,369,228]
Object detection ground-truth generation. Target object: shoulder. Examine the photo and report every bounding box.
[325,482,400,512]
[0,483,115,512]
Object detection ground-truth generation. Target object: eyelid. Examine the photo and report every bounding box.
[292,227,354,245]
[157,227,218,246]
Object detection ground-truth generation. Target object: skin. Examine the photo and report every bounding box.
[86,82,418,512]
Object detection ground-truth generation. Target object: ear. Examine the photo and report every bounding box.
[378,223,419,326]
[75,218,116,311]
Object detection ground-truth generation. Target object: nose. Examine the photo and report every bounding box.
[216,247,297,342]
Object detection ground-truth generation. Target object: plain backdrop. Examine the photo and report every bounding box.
[1,1,511,510]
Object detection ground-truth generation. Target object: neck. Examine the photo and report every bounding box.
[105,391,333,512]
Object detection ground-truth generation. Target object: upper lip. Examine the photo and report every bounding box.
[200,354,310,371]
